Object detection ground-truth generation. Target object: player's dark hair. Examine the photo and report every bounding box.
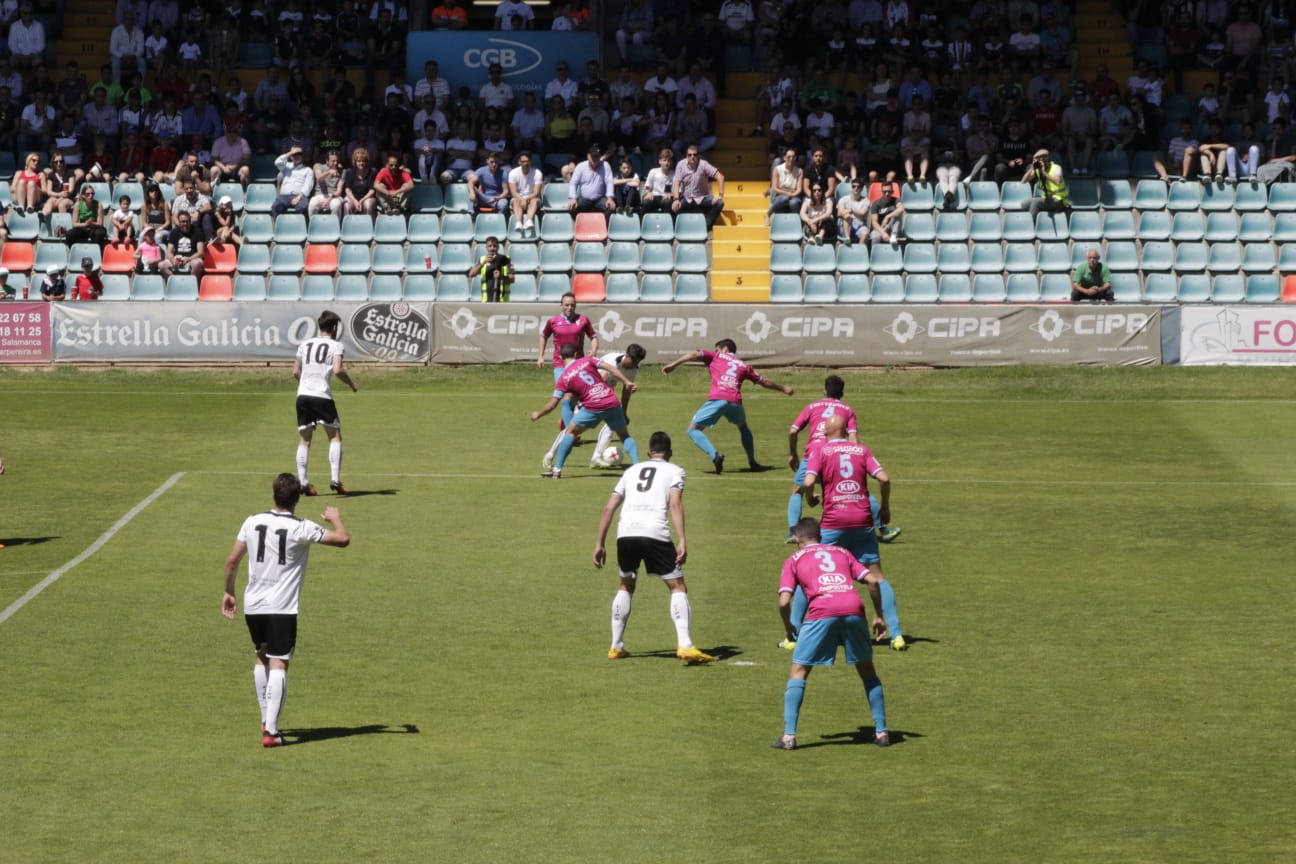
[649,431,672,456]
[561,291,576,302]
[625,343,647,363]
[560,342,579,359]
[318,310,341,337]
[794,517,822,542]
[273,472,302,510]
[714,338,737,353]
[824,375,845,399]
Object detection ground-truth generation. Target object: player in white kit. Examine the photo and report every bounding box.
[294,310,358,495]
[222,473,351,747]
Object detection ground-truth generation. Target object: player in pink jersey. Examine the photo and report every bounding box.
[800,414,906,650]
[772,517,890,750]
[661,338,794,474]
[530,343,640,479]
[787,375,858,541]
[537,292,599,431]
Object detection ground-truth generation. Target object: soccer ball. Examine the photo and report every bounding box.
[602,445,623,466]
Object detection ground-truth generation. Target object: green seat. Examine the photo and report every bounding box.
[1099,179,1133,209]
[541,183,570,211]
[410,183,444,213]
[969,212,1003,242]
[1232,181,1268,211]
[1038,243,1071,273]
[1200,183,1235,211]
[1204,212,1239,242]
[1111,272,1143,302]
[1068,178,1099,209]
[970,243,1004,273]
[1104,241,1139,271]
[1139,241,1173,272]
[1001,212,1035,241]
[1069,211,1102,243]
[607,241,640,272]
[1238,213,1273,242]
[269,245,305,274]
[998,181,1031,211]
[1142,272,1177,302]
[507,242,538,271]
[1207,242,1242,273]
[273,213,308,244]
[1137,210,1171,241]
[405,243,438,272]
[1133,179,1168,210]
[1167,181,1204,211]
[1003,243,1037,273]
[903,212,935,242]
[33,241,68,273]
[966,181,1001,210]
[1034,211,1068,241]
[244,183,277,213]
[900,182,934,210]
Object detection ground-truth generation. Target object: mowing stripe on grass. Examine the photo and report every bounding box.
[0,472,186,625]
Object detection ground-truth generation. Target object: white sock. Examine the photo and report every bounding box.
[253,664,268,725]
[296,443,309,485]
[611,589,632,649]
[265,668,287,735]
[594,422,613,455]
[328,440,342,484]
[545,427,566,461]
[670,591,693,648]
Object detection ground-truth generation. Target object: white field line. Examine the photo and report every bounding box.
[0,472,186,625]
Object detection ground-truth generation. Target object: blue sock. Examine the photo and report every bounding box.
[787,493,802,531]
[621,435,640,463]
[789,586,807,636]
[869,493,881,527]
[687,428,716,458]
[560,398,575,427]
[554,433,576,469]
[740,426,756,464]
[783,678,806,736]
[863,675,886,733]
[879,579,902,641]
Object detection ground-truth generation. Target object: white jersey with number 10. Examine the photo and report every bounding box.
[296,337,345,399]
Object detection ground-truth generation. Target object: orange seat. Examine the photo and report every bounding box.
[0,241,34,272]
[1283,275,1296,303]
[573,212,608,242]
[101,241,137,274]
[304,244,339,274]
[572,272,606,302]
[199,275,233,300]
[203,242,238,274]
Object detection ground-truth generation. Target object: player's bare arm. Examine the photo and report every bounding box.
[777,591,797,642]
[332,356,358,392]
[787,427,801,470]
[874,469,891,526]
[799,471,820,508]
[668,487,687,565]
[536,334,549,368]
[593,493,623,568]
[221,540,249,619]
[661,350,703,374]
[319,506,350,546]
[530,396,561,421]
[599,360,637,394]
[759,378,795,396]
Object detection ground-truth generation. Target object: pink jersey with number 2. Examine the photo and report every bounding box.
[780,542,868,621]
[554,356,620,410]
[701,350,765,402]
[806,439,883,530]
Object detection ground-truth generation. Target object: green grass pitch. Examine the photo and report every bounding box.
[1,363,1294,863]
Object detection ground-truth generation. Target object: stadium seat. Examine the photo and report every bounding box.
[938,273,972,302]
[966,181,1001,210]
[1200,183,1235,212]
[900,242,936,274]
[236,243,271,273]
[272,213,307,244]
[307,214,341,243]
[935,212,969,242]
[1105,241,1139,271]
[1176,273,1211,302]
[900,182,934,210]
[538,212,575,242]
[199,275,233,300]
[405,244,439,273]
[1211,273,1245,302]
[254,275,288,300]
[836,273,870,302]
[870,243,903,273]
[0,241,35,271]
[402,273,438,301]
[1246,273,1279,301]
[639,242,674,274]
[541,183,570,212]
[770,273,803,302]
[573,242,609,272]
[1238,212,1273,242]
[1267,183,1296,211]
[83,181,110,203]
[1205,212,1240,242]
[409,183,444,213]
[769,243,801,274]
[70,244,102,270]
[1137,210,1171,241]
[203,242,238,274]
[968,212,1002,242]
[836,244,870,273]
[674,243,709,274]
[1241,243,1276,273]
[165,274,198,300]
[1207,242,1242,273]
[769,213,803,243]
[603,241,637,273]
[1005,273,1039,302]
[1102,210,1136,240]
[903,273,938,302]
[300,274,334,300]
[337,244,371,274]
[674,213,709,242]
[113,181,147,211]
[1003,243,1038,273]
[998,181,1031,211]
[1069,211,1102,243]
[1273,212,1296,243]
[970,243,1004,273]
[131,274,164,299]
[438,244,474,273]
[1170,212,1206,242]
[300,243,337,274]
[368,274,403,301]
[1096,151,1132,178]
[242,213,273,244]
[802,244,837,274]
[1111,272,1143,302]
[870,274,905,302]
[936,243,971,273]
[1038,243,1071,273]
[1140,241,1173,272]
[1280,244,1296,274]
[333,274,369,300]
[1133,179,1168,210]
[1069,178,1099,210]
[608,212,640,241]
[472,212,507,243]
[435,274,471,300]
[440,213,474,243]
[640,212,674,242]
[339,214,374,244]
[1284,275,1296,303]
[32,241,67,273]
[99,273,130,300]
[1233,181,1268,211]
[638,273,674,302]
[540,243,574,272]
[1099,179,1133,209]
[605,272,640,301]
[374,214,409,243]
[1142,272,1178,302]
[1001,211,1035,241]
[1173,242,1208,273]
[1167,181,1204,211]
[904,212,936,242]
[269,245,305,274]
[249,154,277,181]
[802,274,837,302]
[1132,151,1163,178]
[442,184,471,213]
[407,213,440,243]
[370,244,405,274]
[244,183,276,213]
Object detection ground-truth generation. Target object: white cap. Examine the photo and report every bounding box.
[0,267,9,276]
[218,195,233,206]
[47,264,65,275]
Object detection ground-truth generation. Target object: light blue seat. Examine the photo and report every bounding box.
[971,243,1005,273]
[1069,211,1102,243]
[870,243,904,273]
[904,212,936,242]
[370,243,405,274]
[402,273,438,300]
[340,214,374,244]
[1173,242,1208,272]
[1176,273,1211,302]
[573,242,609,272]
[836,273,870,302]
[1246,274,1279,301]
[1273,212,1296,242]
[1100,179,1133,209]
[1137,210,1171,241]
[1265,183,1296,211]
[368,274,403,300]
[1204,212,1239,242]
[33,241,68,273]
[903,273,938,302]
[131,274,164,299]
[307,214,341,243]
[836,244,870,273]
[937,273,972,302]
[233,275,267,300]
[301,275,335,299]
[803,243,837,274]
[83,181,111,202]
[639,273,673,301]
[901,242,937,273]
[770,243,803,274]
[331,274,367,300]
[968,212,1002,243]
[535,273,569,300]
[1105,241,1139,271]
[1279,244,1296,273]
[442,184,471,213]
[640,213,674,242]
[1241,242,1276,273]
[1003,243,1038,273]
[440,212,474,243]
[770,274,803,302]
[608,212,640,241]
[1096,151,1131,178]
[272,213,308,244]
[39,212,71,241]
[998,181,1031,211]
[267,275,300,300]
[374,213,409,243]
[605,272,639,301]
[409,183,444,213]
[1233,181,1268,212]
[539,212,575,242]
[1069,178,1099,210]
[240,213,272,244]
[870,274,905,302]
[1070,244,1090,268]
[541,183,570,212]
[769,213,802,243]
[1200,183,1235,211]
[1239,212,1273,242]
[674,243,709,274]
[405,243,438,273]
[99,273,130,300]
[337,244,372,273]
[1140,241,1173,272]
[935,212,969,241]
[1038,243,1071,273]
[165,274,198,300]
[1041,272,1076,301]
[1001,211,1035,241]
[439,244,475,273]
[1207,242,1242,273]
[967,181,1001,210]
[1211,274,1245,302]
[802,274,837,302]
[674,213,708,242]
[68,243,102,270]
[606,241,639,272]
[971,273,1007,302]
[503,271,536,301]
[473,212,508,242]
[433,273,470,300]
[244,183,277,213]
[269,245,305,274]
[900,182,934,211]
[937,243,971,273]
[113,182,147,211]
[1133,179,1168,210]
[1035,212,1069,241]
[540,243,574,272]
[1005,273,1039,302]
[1102,210,1136,240]
[6,210,39,240]
[641,242,678,274]
[1167,181,1204,211]
[407,213,440,243]
[1111,272,1142,302]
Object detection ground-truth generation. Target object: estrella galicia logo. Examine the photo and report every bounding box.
[351,302,431,361]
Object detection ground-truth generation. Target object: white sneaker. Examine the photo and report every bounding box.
[524,216,533,231]
[542,453,554,470]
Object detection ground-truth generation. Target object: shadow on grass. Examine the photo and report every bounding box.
[282,723,420,745]
[336,489,401,499]
[0,535,59,547]
[622,645,743,663]
[801,726,922,749]
[739,464,776,473]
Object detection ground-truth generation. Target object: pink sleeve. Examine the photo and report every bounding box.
[844,407,859,435]
[779,556,798,593]
[791,406,812,431]
[805,443,823,477]
[862,446,883,476]
[582,318,595,339]
[850,557,868,583]
[541,318,553,338]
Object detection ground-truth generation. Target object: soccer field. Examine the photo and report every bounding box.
[1,363,1293,863]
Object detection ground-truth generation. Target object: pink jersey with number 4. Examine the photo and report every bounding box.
[807,439,883,530]
[791,398,858,455]
[554,356,620,410]
[701,350,765,402]
[780,542,868,621]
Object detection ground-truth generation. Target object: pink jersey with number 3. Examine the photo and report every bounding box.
[791,398,858,455]
[553,356,620,410]
[701,350,764,402]
[779,542,868,621]
[806,439,883,529]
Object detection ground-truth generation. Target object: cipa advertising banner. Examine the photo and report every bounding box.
[1179,306,1296,366]
[406,32,599,96]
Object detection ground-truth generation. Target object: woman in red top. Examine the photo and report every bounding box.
[11,152,44,214]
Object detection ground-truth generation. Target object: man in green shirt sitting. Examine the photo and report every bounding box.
[1071,247,1114,302]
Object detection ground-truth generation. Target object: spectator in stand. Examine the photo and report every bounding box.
[1061,88,1099,177]
[174,144,213,196]
[10,152,44,214]
[508,151,544,236]
[545,95,578,158]
[799,182,835,245]
[804,99,835,147]
[568,144,616,214]
[158,209,205,279]
[182,91,221,145]
[578,59,611,108]
[57,61,88,118]
[611,95,645,156]
[836,177,870,244]
[1008,15,1043,61]
[1029,90,1063,158]
[467,153,509,213]
[612,156,642,213]
[72,257,104,300]
[342,148,377,218]
[1226,5,1265,75]
[39,264,67,301]
[51,115,87,182]
[1026,60,1063,109]
[270,146,315,217]
[768,97,801,144]
[1070,248,1114,302]
[546,62,579,109]
[640,147,674,213]
[1225,121,1264,182]
[551,0,580,30]
[900,93,931,182]
[109,194,135,245]
[412,93,448,142]
[644,91,675,155]
[672,93,716,158]
[671,144,725,230]
[507,92,544,158]
[1097,91,1135,153]
[1021,148,1070,221]
[412,120,445,183]
[642,61,677,106]
[897,65,931,111]
[1197,120,1233,181]
[766,146,803,224]
[211,126,252,187]
[617,0,654,61]
[609,62,642,110]
[8,5,45,70]
[373,155,414,216]
[171,178,215,237]
[996,119,1033,183]
[866,118,902,180]
[67,186,108,247]
[211,195,243,248]
[578,92,611,133]
[110,8,146,87]
[414,60,450,114]
[1264,76,1291,124]
[933,147,962,211]
[867,183,904,247]
[495,0,535,30]
[441,120,479,183]
[149,134,180,185]
[18,90,54,155]
[563,118,615,180]
[430,0,468,29]
[751,62,795,139]
[964,115,999,182]
[685,12,727,94]
[309,150,345,219]
[81,87,120,153]
[478,62,516,114]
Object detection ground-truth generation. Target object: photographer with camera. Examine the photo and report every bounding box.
[468,235,514,303]
[1020,147,1070,223]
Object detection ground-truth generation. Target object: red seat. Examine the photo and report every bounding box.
[573,212,608,242]
[1283,275,1296,303]
[304,244,339,274]
[203,242,238,274]
[101,241,137,274]
[199,275,233,300]
[572,272,606,302]
[0,241,34,272]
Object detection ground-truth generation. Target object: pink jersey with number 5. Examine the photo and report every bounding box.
[553,356,620,410]
[806,439,883,530]
[790,398,858,456]
[701,350,764,402]
[779,542,868,621]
